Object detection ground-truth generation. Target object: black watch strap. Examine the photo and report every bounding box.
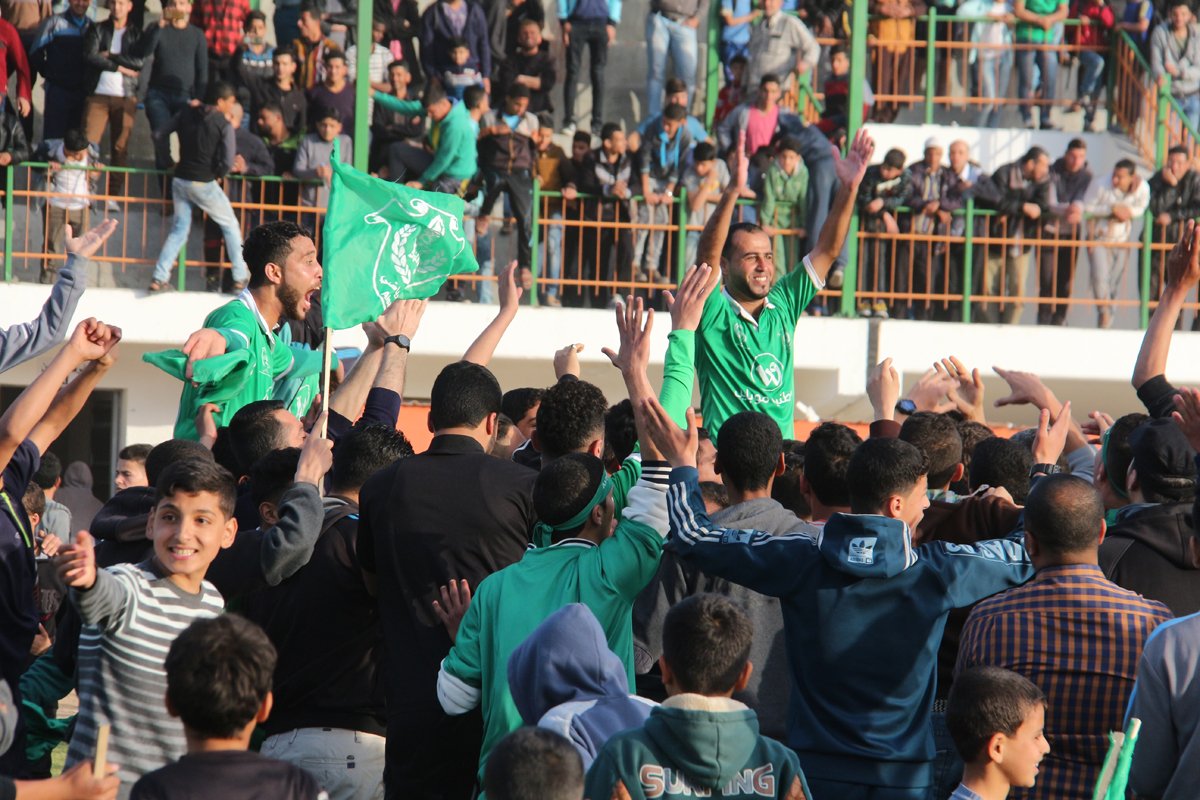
[1030,462,1063,478]
[384,334,411,351]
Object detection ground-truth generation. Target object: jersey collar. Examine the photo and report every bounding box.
[237,287,279,344]
[721,287,774,328]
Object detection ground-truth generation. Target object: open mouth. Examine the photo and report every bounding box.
[303,290,315,313]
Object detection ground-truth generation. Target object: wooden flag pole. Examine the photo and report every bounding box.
[93,724,110,779]
[319,327,334,439]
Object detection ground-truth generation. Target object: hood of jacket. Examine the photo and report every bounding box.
[508,603,631,724]
[62,461,94,490]
[711,497,815,539]
[90,486,156,543]
[642,695,759,790]
[818,513,916,579]
[1108,501,1196,568]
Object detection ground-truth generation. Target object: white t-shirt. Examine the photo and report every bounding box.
[94,28,126,97]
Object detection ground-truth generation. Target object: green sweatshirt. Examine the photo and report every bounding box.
[585,694,812,800]
[437,471,671,790]
[372,92,424,117]
[421,100,478,185]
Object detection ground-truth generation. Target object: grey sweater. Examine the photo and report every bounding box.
[143,23,208,98]
[1151,23,1200,98]
[633,497,817,740]
[0,259,85,375]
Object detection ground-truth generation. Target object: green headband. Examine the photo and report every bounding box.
[533,473,614,548]
[1100,427,1130,500]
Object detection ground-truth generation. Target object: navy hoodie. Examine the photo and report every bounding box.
[664,467,1033,790]
[508,603,656,769]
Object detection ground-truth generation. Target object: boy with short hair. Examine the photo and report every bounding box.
[130,614,328,799]
[945,666,1050,800]
[760,136,809,269]
[306,49,354,135]
[55,459,240,788]
[114,443,151,491]
[484,727,583,800]
[586,594,813,799]
[442,37,484,100]
[681,142,730,269]
[293,105,352,209]
[42,129,102,285]
[235,10,275,87]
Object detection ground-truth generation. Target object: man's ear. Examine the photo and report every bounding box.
[484,412,498,437]
[256,691,274,724]
[1126,466,1139,496]
[774,453,787,477]
[258,502,278,528]
[427,410,435,434]
[1024,530,1040,559]
[588,439,604,459]
[165,691,179,719]
[1096,517,1107,547]
[951,463,965,484]
[987,731,1007,764]
[658,656,677,693]
[885,493,904,521]
[264,260,284,286]
[28,513,40,531]
[145,514,155,542]
[713,453,724,476]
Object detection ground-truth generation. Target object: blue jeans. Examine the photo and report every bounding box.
[1016,47,1057,127]
[928,711,963,800]
[975,52,1013,128]
[646,12,698,118]
[1077,50,1105,99]
[544,210,563,298]
[720,39,749,81]
[154,178,248,284]
[144,88,192,170]
[1177,93,1200,132]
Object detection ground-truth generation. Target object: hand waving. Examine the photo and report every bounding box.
[1166,218,1200,291]
[601,296,654,377]
[833,127,874,188]
[64,219,119,260]
[432,579,472,643]
[665,263,715,332]
[936,356,986,423]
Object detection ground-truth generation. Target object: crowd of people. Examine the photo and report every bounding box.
[2,0,1197,324]
[2,118,1200,800]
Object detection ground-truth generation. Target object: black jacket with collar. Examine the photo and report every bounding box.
[82,18,146,96]
[1099,500,1200,617]
[0,107,30,165]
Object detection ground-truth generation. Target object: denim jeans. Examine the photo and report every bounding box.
[144,88,193,170]
[975,52,1013,128]
[634,176,673,275]
[1177,93,1200,132]
[544,209,563,297]
[1016,47,1057,127]
[262,727,385,800]
[154,178,248,284]
[927,711,963,800]
[563,19,610,130]
[1077,50,1105,99]
[646,12,698,118]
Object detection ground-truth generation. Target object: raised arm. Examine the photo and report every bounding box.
[1134,219,1198,391]
[462,262,521,365]
[27,334,120,457]
[696,132,749,296]
[809,128,874,282]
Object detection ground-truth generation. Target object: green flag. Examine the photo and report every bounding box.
[322,143,478,330]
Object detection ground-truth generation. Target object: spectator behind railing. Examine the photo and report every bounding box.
[1038,139,1092,326]
[1151,0,1200,132]
[745,0,819,93]
[1148,145,1200,301]
[957,0,1013,128]
[246,45,307,136]
[1014,0,1068,130]
[1068,0,1114,132]
[82,0,142,203]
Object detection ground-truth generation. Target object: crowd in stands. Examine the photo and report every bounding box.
[0,0,1196,324]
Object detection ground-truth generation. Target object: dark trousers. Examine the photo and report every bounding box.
[208,52,238,84]
[564,200,632,307]
[562,19,609,129]
[387,142,465,194]
[43,83,87,141]
[144,87,193,171]
[1038,232,1078,325]
[482,168,533,268]
[384,708,483,800]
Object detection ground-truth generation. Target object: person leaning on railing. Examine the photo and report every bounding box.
[1085,159,1149,329]
[1151,0,1200,132]
[1038,138,1093,327]
[1148,144,1200,301]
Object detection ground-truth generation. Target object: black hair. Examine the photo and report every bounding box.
[298,0,323,19]
[899,412,963,490]
[322,48,347,65]
[693,141,717,163]
[829,43,848,58]
[165,615,276,739]
[701,480,731,511]
[953,420,994,495]
[662,594,753,695]
[501,387,544,426]
[604,400,638,465]
[63,129,89,154]
[663,103,687,122]
[846,438,928,514]
[483,728,584,800]
[243,220,313,289]
[1022,146,1049,165]
[118,443,153,464]
[463,84,487,111]
[715,412,782,492]
[387,59,408,73]
[730,53,748,66]
[423,81,450,108]
[1169,144,1190,158]
[244,9,266,28]
[33,452,62,490]
[249,447,301,507]
[573,130,593,146]
[1114,158,1136,173]
[1024,474,1105,554]
[155,460,238,520]
[947,666,1045,763]
[721,221,767,261]
[759,73,781,87]
[210,428,240,476]
[330,424,413,493]
[532,453,606,535]
[535,380,607,461]
[802,422,861,507]
[258,101,285,119]
[665,77,688,96]
[968,437,1033,503]
[22,482,45,519]
[1067,138,1087,151]
[776,136,802,156]
[430,361,502,431]
[228,400,288,477]
[506,83,531,100]
[536,111,554,129]
[449,36,470,50]
[883,148,906,170]
[601,122,622,142]
[1103,412,1148,492]
[273,46,297,62]
[205,80,237,106]
[313,105,342,123]
[770,449,810,518]
[145,439,215,486]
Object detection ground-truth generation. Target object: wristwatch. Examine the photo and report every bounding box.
[895,399,917,416]
[384,334,411,351]
[1030,463,1063,478]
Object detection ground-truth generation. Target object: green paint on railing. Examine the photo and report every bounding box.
[530,177,541,306]
[704,0,722,130]
[924,7,937,125]
[962,196,974,323]
[675,185,689,282]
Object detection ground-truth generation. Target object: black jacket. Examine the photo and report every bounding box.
[974,160,1051,239]
[0,107,30,165]
[1149,169,1200,227]
[1099,501,1200,617]
[169,104,235,183]
[82,18,146,95]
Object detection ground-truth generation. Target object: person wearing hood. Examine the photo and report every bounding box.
[54,460,103,537]
[587,593,811,800]
[633,410,815,740]
[640,396,1037,800]
[1100,416,1200,616]
[508,604,656,769]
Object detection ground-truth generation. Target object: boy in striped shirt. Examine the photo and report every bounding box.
[56,459,239,792]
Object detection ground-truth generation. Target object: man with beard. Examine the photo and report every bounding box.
[689,128,873,442]
[154,220,326,441]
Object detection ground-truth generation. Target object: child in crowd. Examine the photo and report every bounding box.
[482,727,583,800]
[760,136,809,269]
[55,460,238,789]
[945,666,1051,800]
[585,594,813,799]
[681,142,731,269]
[442,38,485,100]
[293,106,353,210]
[130,615,328,799]
[714,54,748,126]
[235,11,275,88]
[819,43,875,135]
[43,130,102,285]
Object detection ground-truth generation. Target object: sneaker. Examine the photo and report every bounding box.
[542,293,562,307]
[857,301,872,317]
[562,122,577,137]
[647,271,673,286]
[827,265,845,290]
[872,301,889,319]
[105,199,120,213]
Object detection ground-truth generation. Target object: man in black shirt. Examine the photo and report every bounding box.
[358,360,537,800]
[249,46,308,136]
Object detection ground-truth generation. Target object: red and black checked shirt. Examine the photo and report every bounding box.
[191,0,249,58]
[956,564,1172,800]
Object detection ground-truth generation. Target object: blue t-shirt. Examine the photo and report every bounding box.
[721,0,754,45]
[1122,0,1154,47]
[0,440,40,690]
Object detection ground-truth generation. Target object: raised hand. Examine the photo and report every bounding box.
[1172,387,1200,453]
[431,578,472,643]
[993,366,1061,415]
[833,127,874,188]
[378,298,428,339]
[56,530,98,590]
[936,356,986,423]
[554,343,583,379]
[295,413,334,486]
[1032,401,1072,466]
[1080,410,1114,444]
[497,260,523,314]
[1165,218,1200,291]
[735,129,749,190]
[906,368,958,414]
[601,296,654,377]
[867,357,900,421]
[665,263,715,332]
[640,400,699,468]
[68,319,123,364]
[195,403,221,448]
[64,219,119,261]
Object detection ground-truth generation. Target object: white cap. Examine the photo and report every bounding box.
[924,137,942,151]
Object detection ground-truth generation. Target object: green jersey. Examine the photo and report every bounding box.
[439,476,670,789]
[170,294,325,440]
[1015,0,1065,42]
[695,256,821,441]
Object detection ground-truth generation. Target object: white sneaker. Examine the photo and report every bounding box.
[105,200,120,213]
[562,122,577,137]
